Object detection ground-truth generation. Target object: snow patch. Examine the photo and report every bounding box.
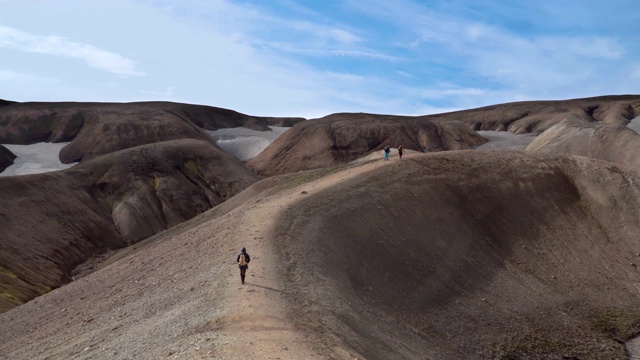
[474,131,536,150]
[206,126,290,161]
[0,142,77,176]
[628,116,640,135]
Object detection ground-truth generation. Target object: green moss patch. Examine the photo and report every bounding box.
[589,307,640,341]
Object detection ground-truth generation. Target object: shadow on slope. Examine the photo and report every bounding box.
[0,145,16,172]
[276,150,640,359]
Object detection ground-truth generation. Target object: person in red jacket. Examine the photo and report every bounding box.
[236,247,251,284]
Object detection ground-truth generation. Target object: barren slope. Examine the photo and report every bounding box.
[1,150,640,359]
[277,151,640,359]
[428,95,640,134]
[0,139,257,313]
[248,114,486,176]
[526,118,640,171]
[0,101,304,163]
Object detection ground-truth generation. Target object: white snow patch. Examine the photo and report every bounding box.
[628,116,640,135]
[206,126,290,161]
[474,131,536,150]
[0,142,77,176]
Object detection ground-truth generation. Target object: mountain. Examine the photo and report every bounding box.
[1,150,639,359]
[1,95,640,359]
[526,118,640,171]
[0,101,305,163]
[249,95,640,176]
[0,100,303,312]
[428,94,640,133]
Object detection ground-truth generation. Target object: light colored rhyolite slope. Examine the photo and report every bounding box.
[1,150,640,359]
[526,118,640,171]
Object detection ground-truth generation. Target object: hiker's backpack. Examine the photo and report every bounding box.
[238,253,248,267]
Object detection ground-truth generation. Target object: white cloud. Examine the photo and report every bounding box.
[0,69,60,82]
[0,25,145,76]
[2,0,636,119]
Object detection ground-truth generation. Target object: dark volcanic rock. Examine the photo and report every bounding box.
[0,138,258,313]
[0,101,304,163]
[428,95,640,134]
[0,145,16,172]
[248,113,486,176]
[0,99,17,108]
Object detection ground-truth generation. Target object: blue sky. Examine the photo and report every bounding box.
[1,0,638,118]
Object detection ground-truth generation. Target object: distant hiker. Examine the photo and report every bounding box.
[397,144,403,159]
[384,145,390,160]
[237,247,251,284]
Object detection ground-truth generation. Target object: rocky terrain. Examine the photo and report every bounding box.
[0,95,640,359]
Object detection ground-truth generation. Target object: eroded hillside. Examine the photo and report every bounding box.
[0,139,257,313]
[272,150,640,359]
[1,150,639,359]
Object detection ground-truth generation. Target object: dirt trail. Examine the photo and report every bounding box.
[216,155,401,359]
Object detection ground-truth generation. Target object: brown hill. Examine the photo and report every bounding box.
[248,113,486,176]
[428,94,640,134]
[248,95,640,177]
[0,138,257,313]
[0,101,305,163]
[279,151,640,359]
[0,99,16,108]
[526,118,640,171]
[0,145,15,172]
[1,151,639,359]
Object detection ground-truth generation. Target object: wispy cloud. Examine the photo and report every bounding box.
[348,0,630,102]
[0,69,60,82]
[0,25,144,77]
[2,0,637,118]
[263,41,402,61]
[154,0,394,62]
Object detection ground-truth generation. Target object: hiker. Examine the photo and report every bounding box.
[398,144,403,159]
[384,145,390,160]
[236,247,251,284]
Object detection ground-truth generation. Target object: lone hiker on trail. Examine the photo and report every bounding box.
[384,145,390,161]
[397,144,403,159]
[237,247,251,284]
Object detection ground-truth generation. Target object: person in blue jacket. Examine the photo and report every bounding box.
[236,247,251,284]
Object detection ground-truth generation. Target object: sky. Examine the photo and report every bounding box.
[1,0,638,118]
